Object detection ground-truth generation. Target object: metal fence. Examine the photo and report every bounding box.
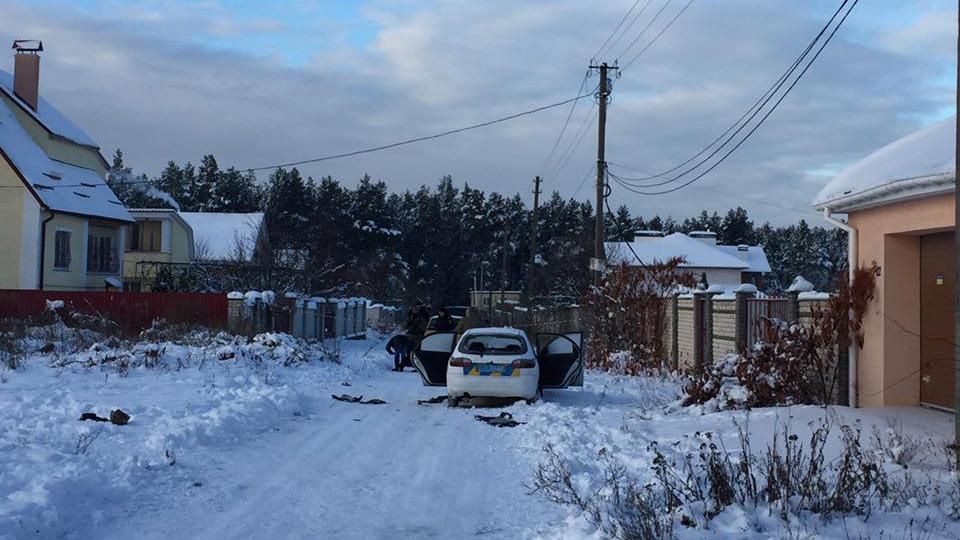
[745,297,789,345]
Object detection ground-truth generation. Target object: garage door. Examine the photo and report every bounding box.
[920,232,955,410]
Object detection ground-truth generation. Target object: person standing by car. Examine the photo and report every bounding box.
[385,333,415,372]
[433,307,456,333]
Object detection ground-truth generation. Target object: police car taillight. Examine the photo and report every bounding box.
[450,357,472,367]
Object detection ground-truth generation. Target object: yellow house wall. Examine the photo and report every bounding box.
[0,92,106,174]
[0,159,26,288]
[847,192,954,407]
[43,213,88,291]
[123,216,194,289]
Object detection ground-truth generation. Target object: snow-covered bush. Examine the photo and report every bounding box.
[684,265,877,410]
[532,416,945,537]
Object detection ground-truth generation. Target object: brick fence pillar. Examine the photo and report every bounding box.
[735,288,756,353]
[786,291,800,324]
[692,292,705,373]
[671,294,680,371]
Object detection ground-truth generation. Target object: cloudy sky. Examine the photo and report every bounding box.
[1,0,955,224]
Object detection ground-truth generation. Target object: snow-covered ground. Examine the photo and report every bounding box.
[1,326,958,539]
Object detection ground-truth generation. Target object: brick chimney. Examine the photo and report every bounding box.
[12,40,42,112]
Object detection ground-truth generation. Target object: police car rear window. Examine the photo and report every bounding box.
[458,335,527,355]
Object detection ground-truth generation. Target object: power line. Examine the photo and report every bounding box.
[571,163,596,198]
[593,0,646,60]
[243,90,597,173]
[612,0,857,195]
[597,0,657,61]
[614,0,674,62]
[611,0,848,185]
[546,102,598,182]
[619,0,695,72]
[539,73,592,177]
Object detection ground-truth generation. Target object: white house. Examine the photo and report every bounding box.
[605,230,770,287]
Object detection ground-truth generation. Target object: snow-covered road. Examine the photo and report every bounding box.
[91,344,569,540]
[4,333,958,539]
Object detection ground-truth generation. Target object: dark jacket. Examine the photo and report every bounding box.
[386,334,415,354]
[433,314,456,333]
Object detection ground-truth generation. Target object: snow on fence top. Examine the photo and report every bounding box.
[786,276,815,293]
[814,115,955,210]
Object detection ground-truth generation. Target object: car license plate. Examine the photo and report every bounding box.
[472,363,510,376]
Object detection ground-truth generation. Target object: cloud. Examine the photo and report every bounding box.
[0,0,954,225]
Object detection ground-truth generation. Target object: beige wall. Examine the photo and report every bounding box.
[42,212,87,291]
[685,267,744,286]
[848,192,954,407]
[711,298,737,360]
[0,159,26,288]
[677,297,695,370]
[0,92,105,174]
[124,215,194,289]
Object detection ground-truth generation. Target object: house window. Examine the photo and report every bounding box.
[127,221,162,252]
[87,234,119,273]
[54,230,71,269]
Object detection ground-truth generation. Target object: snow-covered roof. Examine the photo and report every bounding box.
[0,70,99,148]
[179,212,265,262]
[606,233,751,270]
[0,92,131,222]
[715,245,771,273]
[814,115,955,212]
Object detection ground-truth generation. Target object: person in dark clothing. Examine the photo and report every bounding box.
[433,307,456,333]
[408,304,430,337]
[386,334,416,372]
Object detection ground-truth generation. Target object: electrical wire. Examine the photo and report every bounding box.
[611,0,848,184]
[593,0,646,60]
[613,0,674,62]
[620,0,858,196]
[545,102,598,182]
[571,163,596,198]
[243,90,597,173]
[619,0,695,72]
[539,73,592,176]
[597,0,657,61]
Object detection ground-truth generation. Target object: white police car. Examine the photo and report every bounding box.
[411,327,583,403]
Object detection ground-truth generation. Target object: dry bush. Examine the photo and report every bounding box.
[584,258,694,374]
[533,417,912,538]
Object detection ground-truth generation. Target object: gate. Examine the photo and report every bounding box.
[745,298,789,345]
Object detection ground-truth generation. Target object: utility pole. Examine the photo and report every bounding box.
[589,62,618,286]
[953,0,959,465]
[528,175,542,301]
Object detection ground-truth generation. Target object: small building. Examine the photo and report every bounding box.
[123,209,196,291]
[814,115,955,410]
[470,290,522,311]
[0,41,132,291]
[605,231,770,287]
[179,212,268,263]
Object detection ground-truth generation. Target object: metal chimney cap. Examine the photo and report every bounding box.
[12,40,43,52]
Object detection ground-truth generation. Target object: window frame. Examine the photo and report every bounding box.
[53,229,71,270]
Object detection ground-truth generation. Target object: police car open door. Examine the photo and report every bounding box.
[536,332,584,388]
[412,332,456,386]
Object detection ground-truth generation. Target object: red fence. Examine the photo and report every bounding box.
[0,290,228,334]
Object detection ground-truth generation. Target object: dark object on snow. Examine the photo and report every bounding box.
[110,409,130,425]
[331,394,388,405]
[474,412,525,428]
[417,395,448,405]
[39,342,55,354]
[386,334,416,371]
[80,412,109,422]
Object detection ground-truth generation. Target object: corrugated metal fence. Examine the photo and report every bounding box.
[0,289,227,334]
